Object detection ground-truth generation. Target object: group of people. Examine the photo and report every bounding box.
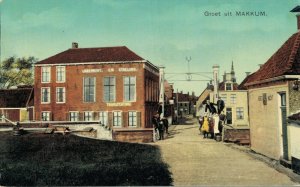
[199,98,226,139]
[152,113,169,140]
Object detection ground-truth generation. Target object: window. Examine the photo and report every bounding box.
[236,107,244,120]
[230,94,236,104]
[226,83,232,91]
[41,112,50,121]
[41,87,50,103]
[128,111,137,127]
[124,76,136,101]
[83,77,95,102]
[220,94,227,104]
[69,112,79,121]
[41,67,51,83]
[280,92,286,107]
[113,111,122,127]
[56,87,65,103]
[84,111,93,121]
[56,66,65,82]
[104,77,115,102]
[99,111,108,125]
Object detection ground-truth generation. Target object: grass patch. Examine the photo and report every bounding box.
[0,132,172,186]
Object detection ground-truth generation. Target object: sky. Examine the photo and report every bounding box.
[1,0,300,95]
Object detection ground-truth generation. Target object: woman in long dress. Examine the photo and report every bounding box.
[201,115,209,138]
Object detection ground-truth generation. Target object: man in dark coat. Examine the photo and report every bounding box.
[217,97,225,114]
[205,100,217,114]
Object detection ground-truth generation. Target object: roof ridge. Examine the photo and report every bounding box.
[286,31,300,71]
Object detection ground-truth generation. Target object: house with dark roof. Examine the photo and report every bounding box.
[34,43,159,142]
[0,86,34,122]
[243,10,300,161]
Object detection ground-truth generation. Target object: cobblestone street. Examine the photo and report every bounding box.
[154,116,299,186]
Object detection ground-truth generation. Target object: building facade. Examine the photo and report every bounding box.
[244,29,300,160]
[34,44,159,142]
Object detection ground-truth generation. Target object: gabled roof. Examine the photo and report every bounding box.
[245,32,300,86]
[219,81,239,91]
[36,46,145,65]
[0,87,34,108]
[238,73,255,90]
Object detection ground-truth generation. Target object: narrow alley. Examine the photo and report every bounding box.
[155,116,299,186]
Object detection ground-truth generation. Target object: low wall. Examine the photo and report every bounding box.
[113,128,153,143]
[223,126,250,143]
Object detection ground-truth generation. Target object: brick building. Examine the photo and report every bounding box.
[34,44,159,142]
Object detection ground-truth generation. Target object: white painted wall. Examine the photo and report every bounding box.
[289,123,300,159]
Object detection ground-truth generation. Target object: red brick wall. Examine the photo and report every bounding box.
[0,109,20,122]
[113,129,153,143]
[34,62,159,129]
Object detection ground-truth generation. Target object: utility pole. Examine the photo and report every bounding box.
[213,64,220,103]
[159,66,165,118]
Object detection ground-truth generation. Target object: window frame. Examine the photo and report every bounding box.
[69,111,79,122]
[99,111,108,126]
[41,87,51,104]
[41,111,51,121]
[123,76,136,102]
[56,66,66,83]
[128,111,137,127]
[104,76,116,102]
[230,94,237,104]
[83,77,96,103]
[113,111,122,127]
[56,87,66,103]
[236,107,244,120]
[41,66,51,83]
[83,111,94,121]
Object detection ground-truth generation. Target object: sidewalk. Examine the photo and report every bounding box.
[154,116,299,186]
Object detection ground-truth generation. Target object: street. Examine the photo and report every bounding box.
[154,116,298,186]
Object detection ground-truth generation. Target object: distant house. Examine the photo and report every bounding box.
[0,86,34,122]
[243,16,300,160]
[173,91,197,117]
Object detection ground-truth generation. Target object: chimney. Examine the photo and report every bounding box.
[245,72,251,76]
[258,64,263,68]
[297,14,300,30]
[72,42,78,49]
[290,6,300,30]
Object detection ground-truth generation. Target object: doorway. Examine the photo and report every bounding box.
[279,92,288,160]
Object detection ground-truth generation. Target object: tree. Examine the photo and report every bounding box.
[0,56,38,89]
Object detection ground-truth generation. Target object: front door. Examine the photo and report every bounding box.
[226,108,232,125]
[279,92,288,160]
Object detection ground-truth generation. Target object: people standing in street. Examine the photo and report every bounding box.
[198,116,203,134]
[209,117,215,139]
[216,97,225,115]
[162,117,169,135]
[213,114,220,139]
[205,100,217,115]
[158,119,164,140]
[201,114,209,138]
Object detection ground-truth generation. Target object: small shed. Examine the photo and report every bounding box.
[0,86,34,122]
[288,112,300,174]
